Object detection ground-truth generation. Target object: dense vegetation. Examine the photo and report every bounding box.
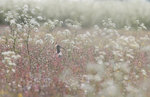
[0,0,150,97]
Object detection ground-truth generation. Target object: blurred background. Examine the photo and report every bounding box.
[0,0,150,29]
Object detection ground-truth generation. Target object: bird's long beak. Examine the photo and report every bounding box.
[60,46,65,50]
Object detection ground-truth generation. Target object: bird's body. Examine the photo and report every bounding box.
[52,44,64,71]
[56,45,62,58]
[56,45,61,54]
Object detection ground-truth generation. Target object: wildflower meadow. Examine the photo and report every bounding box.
[0,0,150,97]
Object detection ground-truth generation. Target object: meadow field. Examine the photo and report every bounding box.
[0,0,150,97]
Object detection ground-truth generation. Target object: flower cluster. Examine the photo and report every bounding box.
[2,51,21,73]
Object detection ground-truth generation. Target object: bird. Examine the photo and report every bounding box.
[52,44,65,69]
[56,45,62,57]
[55,44,65,58]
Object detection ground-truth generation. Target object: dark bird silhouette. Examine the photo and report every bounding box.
[56,44,64,57]
[56,45,61,54]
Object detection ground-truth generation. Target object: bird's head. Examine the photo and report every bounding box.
[55,44,65,54]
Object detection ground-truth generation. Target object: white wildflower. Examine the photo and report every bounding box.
[12,69,16,72]
[124,75,129,81]
[2,51,21,73]
[124,26,131,31]
[141,69,147,76]
[9,62,16,66]
[126,54,134,59]
[36,39,44,45]
[10,19,16,25]
[17,24,22,31]
[37,16,43,20]
[140,23,147,30]
[45,34,55,44]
